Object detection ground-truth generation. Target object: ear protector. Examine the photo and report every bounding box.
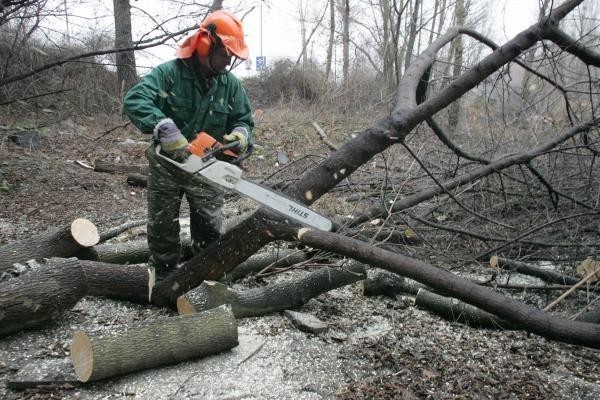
[196,23,224,57]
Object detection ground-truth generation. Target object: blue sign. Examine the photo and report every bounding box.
[256,56,266,71]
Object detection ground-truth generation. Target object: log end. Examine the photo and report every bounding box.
[148,267,155,303]
[71,219,100,247]
[177,295,197,315]
[70,330,94,382]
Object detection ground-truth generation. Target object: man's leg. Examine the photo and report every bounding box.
[145,145,184,275]
[184,181,223,254]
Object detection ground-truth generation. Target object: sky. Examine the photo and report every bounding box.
[59,0,543,78]
[143,0,541,78]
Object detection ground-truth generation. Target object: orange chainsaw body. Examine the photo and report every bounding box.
[188,132,238,159]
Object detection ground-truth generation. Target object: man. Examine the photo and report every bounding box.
[123,10,254,277]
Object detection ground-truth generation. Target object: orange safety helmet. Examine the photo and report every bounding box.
[176,10,249,60]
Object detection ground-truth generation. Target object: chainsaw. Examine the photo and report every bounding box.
[156,132,333,231]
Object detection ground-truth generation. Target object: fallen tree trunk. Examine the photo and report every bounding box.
[93,160,148,175]
[70,305,237,382]
[292,226,600,349]
[178,261,366,318]
[0,258,88,336]
[0,218,99,274]
[79,260,154,303]
[415,288,517,330]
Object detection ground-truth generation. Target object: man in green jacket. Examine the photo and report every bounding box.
[123,10,254,277]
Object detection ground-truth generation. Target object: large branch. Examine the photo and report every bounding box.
[541,25,600,67]
[292,227,600,349]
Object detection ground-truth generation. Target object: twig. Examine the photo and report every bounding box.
[94,122,131,141]
[75,160,94,170]
[402,142,514,229]
[544,269,598,311]
[236,342,265,367]
[311,121,339,151]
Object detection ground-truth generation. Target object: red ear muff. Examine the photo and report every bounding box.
[196,29,213,57]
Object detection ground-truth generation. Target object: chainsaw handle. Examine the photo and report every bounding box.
[230,143,253,165]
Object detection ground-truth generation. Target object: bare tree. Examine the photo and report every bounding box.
[113,0,137,96]
[324,0,335,82]
[341,0,350,85]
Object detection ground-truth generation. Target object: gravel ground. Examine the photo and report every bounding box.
[2,121,600,399]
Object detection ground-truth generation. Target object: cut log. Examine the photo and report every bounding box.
[414,288,517,330]
[0,218,99,274]
[362,269,427,297]
[0,258,88,336]
[70,305,238,382]
[126,173,147,187]
[78,259,154,303]
[93,159,148,175]
[77,237,195,265]
[178,260,366,318]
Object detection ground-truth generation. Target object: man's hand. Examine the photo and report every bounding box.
[223,127,249,153]
[155,119,189,162]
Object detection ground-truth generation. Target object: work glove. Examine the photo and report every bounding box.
[223,127,249,153]
[155,119,189,162]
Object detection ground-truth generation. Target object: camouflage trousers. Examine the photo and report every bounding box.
[145,144,223,273]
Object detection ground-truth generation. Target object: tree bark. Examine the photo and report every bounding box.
[0,218,99,274]
[178,261,366,318]
[0,258,88,336]
[70,305,237,382]
[79,259,154,303]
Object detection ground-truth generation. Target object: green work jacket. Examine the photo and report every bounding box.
[123,58,253,142]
